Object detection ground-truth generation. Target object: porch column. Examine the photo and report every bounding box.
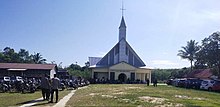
[91,70,94,78]
[108,70,110,80]
[149,72,151,84]
[143,73,146,82]
[135,72,137,80]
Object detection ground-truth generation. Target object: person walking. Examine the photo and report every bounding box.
[49,74,60,103]
[41,74,50,100]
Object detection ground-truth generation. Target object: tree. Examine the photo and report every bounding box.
[66,63,91,79]
[0,52,4,62]
[18,49,31,63]
[68,63,82,71]
[2,47,20,63]
[31,52,47,64]
[196,31,220,75]
[178,40,200,72]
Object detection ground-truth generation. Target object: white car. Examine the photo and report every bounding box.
[200,79,215,90]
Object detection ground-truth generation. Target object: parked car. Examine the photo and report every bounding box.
[172,79,180,87]
[186,78,202,89]
[211,80,220,91]
[166,79,173,85]
[177,78,187,88]
[200,79,218,91]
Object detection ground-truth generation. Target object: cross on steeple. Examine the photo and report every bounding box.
[120,1,126,16]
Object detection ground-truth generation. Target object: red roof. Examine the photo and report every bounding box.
[0,63,56,70]
[186,69,213,79]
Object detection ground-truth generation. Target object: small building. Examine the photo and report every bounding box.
[56,69,70,79]
[89,15,151,83]
[0,63,57,78]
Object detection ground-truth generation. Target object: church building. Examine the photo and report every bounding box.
[89,15,151,83]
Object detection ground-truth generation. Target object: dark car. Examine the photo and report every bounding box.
[166,79,173,85]
[177,79,187,88]
[182,78,202,89]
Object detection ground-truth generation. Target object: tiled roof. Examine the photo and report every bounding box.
[0,63,56,70]
[194,69,213,78]
[186,69,213,79]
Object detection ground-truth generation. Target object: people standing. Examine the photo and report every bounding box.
[153,78,158,87]
[146,79,150,86]
[41,74,51,100]
[49,74,60,103]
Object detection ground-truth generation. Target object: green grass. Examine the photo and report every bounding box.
[0,89,71,107]
[0,91,41,107]
[66,84,220,107]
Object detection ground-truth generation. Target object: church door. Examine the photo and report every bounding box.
[118,73,127,83]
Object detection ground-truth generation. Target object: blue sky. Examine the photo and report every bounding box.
[0,0,220,69]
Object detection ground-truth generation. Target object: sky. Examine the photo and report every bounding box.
[0,0,220,69]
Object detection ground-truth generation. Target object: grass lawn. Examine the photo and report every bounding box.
[0,89,71,107]
[0,91,41,107]
[66,84,220,107]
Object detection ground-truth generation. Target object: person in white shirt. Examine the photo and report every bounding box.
[49,74,60,103]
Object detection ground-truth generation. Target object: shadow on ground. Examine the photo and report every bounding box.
[16,98,44,105]
[32,102,52,106]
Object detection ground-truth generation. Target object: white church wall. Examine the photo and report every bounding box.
[114,71,131,80]
[97,72,108,80]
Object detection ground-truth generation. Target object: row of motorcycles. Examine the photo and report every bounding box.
[0,76,90,93]
[0,77,40,93]
[60,78,90,91]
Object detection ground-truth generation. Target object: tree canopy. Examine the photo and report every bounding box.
[178,40,200,72]
[0,47,47,64]
[178,31,220,76]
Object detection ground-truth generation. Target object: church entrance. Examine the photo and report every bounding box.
[118,73,127,83]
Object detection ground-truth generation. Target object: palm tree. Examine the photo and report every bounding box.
[178,40,200,72]
[31,52,46,64]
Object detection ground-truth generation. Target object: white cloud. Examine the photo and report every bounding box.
[201,10,220,21]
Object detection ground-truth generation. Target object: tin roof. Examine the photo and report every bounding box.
[185,69,213,79]
[0,63,56,70]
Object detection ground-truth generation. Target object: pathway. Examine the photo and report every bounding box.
[20,86,87,107]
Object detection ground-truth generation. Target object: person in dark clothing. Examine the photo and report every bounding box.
[49,74,60,103]
[146,79,150,86]
[153,78,158,87]
[41,74,50,100]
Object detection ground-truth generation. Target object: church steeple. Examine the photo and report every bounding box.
[119,16,126,28]
[119,2,126,41]
[119,16,126,41]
